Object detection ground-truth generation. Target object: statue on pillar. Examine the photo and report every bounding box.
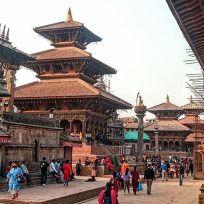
[134,93,146,172]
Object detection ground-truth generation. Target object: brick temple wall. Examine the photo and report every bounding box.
[72,144,122,165]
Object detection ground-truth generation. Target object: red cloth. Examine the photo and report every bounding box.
[63,164,71,180]
[113,177,120,193]
[6,166,11,174]
[98,189,117,204]
[105,158,113,169]
[131,170,140,193]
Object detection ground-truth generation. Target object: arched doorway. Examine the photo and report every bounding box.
[163,141,168,150]
[169,141,174,150]
[60,120,70,133]
[32,140,39,162]
[71,120,82,135]
[175,141,180,151]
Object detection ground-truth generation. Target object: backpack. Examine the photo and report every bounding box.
[103,194,112,204]
[17,175,25,183]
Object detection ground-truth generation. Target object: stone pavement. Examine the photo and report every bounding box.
[80,176,203,204]
[0,176,109,204]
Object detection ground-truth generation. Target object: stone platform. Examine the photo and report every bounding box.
[0,176,109,204]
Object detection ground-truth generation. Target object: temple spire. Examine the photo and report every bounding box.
[6,28,9,41]
[66,8,73,22]
[1,25,6,38]
[189,95,193,103]
[166,94,170,103]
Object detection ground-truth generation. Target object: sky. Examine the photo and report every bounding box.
[0,0,202,119]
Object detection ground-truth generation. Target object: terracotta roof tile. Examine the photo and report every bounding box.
[179,116,204,124]
[14,78,131,109]
[33,21,101,42]
[124,122,149,129]
[186,133,204,142]
[148,102,183,112]
[33,47,91,60]
[125,122,139,129]
[30,47,116,74]
[144,120,190,132]
[34,21,83,31]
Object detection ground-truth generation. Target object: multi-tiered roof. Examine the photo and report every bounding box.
[145,95,189,132]
[0,24,33,65]
[179,96,204,143]
[148,95,184,119]
[14,8,131,111]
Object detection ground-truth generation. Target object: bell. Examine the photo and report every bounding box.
[0,78,10,97]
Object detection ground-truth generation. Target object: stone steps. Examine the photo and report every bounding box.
[0,174,57,192]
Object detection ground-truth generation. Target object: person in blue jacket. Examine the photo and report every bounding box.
[6,161,23,200]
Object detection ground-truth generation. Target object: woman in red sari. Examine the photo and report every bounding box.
[131,166,140,195]
[63,160,71,187]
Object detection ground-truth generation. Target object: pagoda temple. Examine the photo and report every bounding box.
[14,9,131,149]
[145,95,191,151]
[179,96,204,152]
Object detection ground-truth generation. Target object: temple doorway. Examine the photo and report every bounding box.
[64,146,72,164]
[71,120,82,135]
[60,120,70,133]
[175,141,180,150]
[163,141,168,150]
[32,140,39,162]
[169,141,174,150]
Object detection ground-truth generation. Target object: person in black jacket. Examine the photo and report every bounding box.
[144,164,155,195]
[40,157,49,186]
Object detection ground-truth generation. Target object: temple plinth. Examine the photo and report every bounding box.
[134,94,146,171]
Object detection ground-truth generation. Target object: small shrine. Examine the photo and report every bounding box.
[145,95,191,151]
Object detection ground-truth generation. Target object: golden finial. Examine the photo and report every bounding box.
[190,95,193,103]
[166,94,170,103]
[66,8,73,22]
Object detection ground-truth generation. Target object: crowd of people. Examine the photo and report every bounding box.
[4,154,194,202]
[4,157,74,200]
[98,154,194,203]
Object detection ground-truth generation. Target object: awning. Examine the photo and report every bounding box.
[0,136,11,143]
[124,131,150,143]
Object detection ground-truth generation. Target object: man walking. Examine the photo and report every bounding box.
[179,162,185,185]
[144,164,155,195]
[40,157,49,186]
[161,160,168,181]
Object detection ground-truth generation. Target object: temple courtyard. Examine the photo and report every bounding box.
[0,176,202,204]
[80,176,202,204]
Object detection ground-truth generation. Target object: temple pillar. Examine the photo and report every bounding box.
[4,65,18,112]
[82,120,86,139]
[155,131,159,156]
[134,94,146,166]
